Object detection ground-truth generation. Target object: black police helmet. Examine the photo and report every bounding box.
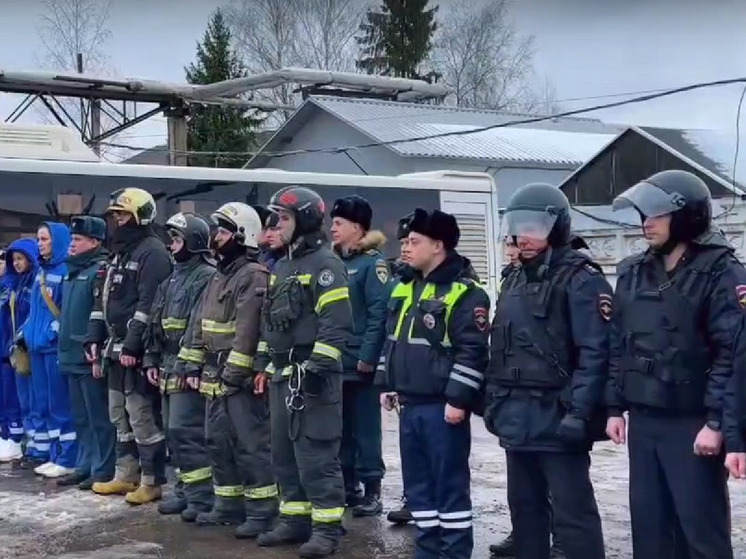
[268,185,325,239]
[613,169,712,242]
[503,183,571,246]
[165,212,211,254]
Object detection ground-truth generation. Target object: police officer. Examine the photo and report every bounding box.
[377,208,490,559]
[253,186,352,558]
[484,183,608,559]
[176,202,278,538]
[385,213,415,527]
[330,195,390,516]
[606,170,745,559]
[143,213,215,520]
[88,188,172,505]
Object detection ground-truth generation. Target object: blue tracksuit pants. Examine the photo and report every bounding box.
[0,362,23,442]
[400,402,473,559]
[30,352,76,467]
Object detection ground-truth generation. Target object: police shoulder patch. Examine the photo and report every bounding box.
[473,307,489,332]
[374,259,389,284]
[598,293,612,321]
[318,269,335,287]
[736,285,746,308]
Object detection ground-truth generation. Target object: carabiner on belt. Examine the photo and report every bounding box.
[285,362,306,412]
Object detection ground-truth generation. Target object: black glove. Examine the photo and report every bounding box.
[557,414,587,442]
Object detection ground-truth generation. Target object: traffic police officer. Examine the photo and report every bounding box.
[253,185,352,558]
[378,208,490,559]
[484,183,608,559]
[143,213,215,520]
[606,170,745,559]
[88,187,172,504]
[330,195,390,517]
[177,202,278,538]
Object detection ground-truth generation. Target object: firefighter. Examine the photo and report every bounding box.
[254,204,284,271]
[330,195,390,516]
[253,185,352,558]
[378,208,490,559]
[176,202,278,538]
[143,212,215,520]
[607,170,745,559]
[87,188,173,504]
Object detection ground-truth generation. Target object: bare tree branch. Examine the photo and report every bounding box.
[433,0,558,113]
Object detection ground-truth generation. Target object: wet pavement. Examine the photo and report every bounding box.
[2,413,746,558]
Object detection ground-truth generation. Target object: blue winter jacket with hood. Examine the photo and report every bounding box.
[22,222,71,353]
[1,239,40,359]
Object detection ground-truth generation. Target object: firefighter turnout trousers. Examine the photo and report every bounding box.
[107,361,166,486]
[269,374,346,527]
[162,387,212,511]
[400,402,473,559]
[204,386,278,521]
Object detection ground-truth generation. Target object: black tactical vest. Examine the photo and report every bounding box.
[490,250,598,389]
[616,247,729,412]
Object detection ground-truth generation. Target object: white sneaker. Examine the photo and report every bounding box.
[42,464,76,479]
[34,461,56,475]
[0,440,22,462]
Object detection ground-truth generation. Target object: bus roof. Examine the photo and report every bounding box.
[0,123,100,162]
[0,157,494,193]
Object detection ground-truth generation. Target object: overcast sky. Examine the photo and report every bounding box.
[1,0,745,161]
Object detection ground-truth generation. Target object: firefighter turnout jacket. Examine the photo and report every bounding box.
[178,252,268,397]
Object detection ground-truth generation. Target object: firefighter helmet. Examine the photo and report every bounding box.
[211,202,262,249]
[268,185,325,240]
[165,212,211,254]
[107,187,157,225]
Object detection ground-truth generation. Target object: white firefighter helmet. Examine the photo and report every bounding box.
[106,187,157,225]
[211,202,261,248]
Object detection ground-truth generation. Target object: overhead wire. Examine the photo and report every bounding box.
[96,76,746,230]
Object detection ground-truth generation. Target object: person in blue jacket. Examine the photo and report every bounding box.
[3,239,40,465]
[21,221,76,479]
[330,195,391,517]
[0,248,24,462]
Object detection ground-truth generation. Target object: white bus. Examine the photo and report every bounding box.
[0,156,500,300]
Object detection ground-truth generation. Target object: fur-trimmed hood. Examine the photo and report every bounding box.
[335,230,387,256]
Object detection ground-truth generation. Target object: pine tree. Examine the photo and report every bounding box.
[185,8,262,167]
[356,0,439,80]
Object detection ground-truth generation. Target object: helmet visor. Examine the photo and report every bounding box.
[612,182,687,217]
[501,209,557,240]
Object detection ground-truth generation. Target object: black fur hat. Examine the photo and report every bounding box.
[330,195,372,231]
[407,208,460,250]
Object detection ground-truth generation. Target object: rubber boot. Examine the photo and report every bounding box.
[299,523,343,558]
[92,479,139,496]
[195,496,245,527]
[158,495,187,515]
[125,484,163,505]
[257,518,312,547]
[181,504,211,523]
[386,496,413,525]
[489,532,515,557]
[352,480,383,517]
[235,497,279,539]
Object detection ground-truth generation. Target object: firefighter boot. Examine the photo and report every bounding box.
[92,480,139,496]
[235,497,279,539]
[125,485,163,505]
[299,523,343,558]
[352,480,383,517]
[158,496,187,515]
[386,495,413,525]
[257,518,312,547]
[195,497,245,527]
[181,504,211,523]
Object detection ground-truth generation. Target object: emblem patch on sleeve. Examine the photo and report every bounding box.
[318,269,335,287]
[473,307,489,332]
[598,293,612,321]
[375,259,389,284]
[736,285,746,308]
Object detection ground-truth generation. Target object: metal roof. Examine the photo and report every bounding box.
[250,96,624,167]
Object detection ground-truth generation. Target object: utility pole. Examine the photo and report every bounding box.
[165,101,189,167]
[77,53,101,156]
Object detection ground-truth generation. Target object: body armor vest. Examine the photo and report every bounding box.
[490,251,596,389]
[617,248,728,412]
